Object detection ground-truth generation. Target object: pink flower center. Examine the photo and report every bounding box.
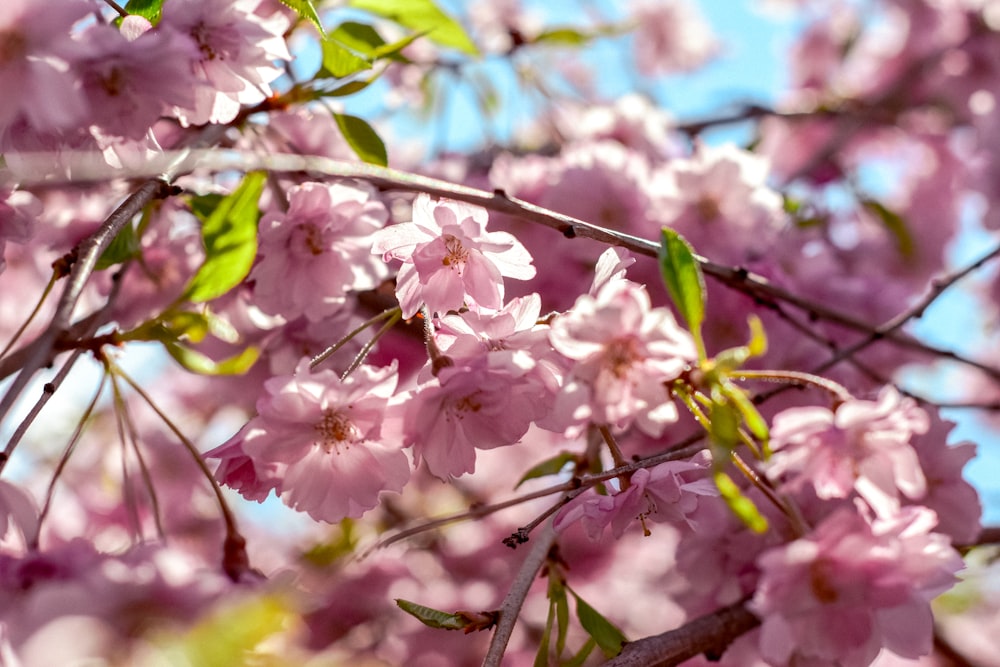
[98,65,127,97]
[695,196,721,222]
[441,234,469,268]
[453,393,482,416]
[291,223,326,256]
[603,337,640,379]
[809,558,839,604]
[191,22,218,60]
[314,409,359,453]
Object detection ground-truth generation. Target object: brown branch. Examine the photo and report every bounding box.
[482,521,558,667]
[0,179,172,430]
[9,151,1000,383]
[601,600,760,667]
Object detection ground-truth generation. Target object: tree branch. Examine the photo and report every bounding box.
[601,600,760,667]
[9,151,1000,382]
[482,520,557,667]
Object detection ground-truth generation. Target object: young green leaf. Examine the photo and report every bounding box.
[572,591,627,658]
[720,382,770,450]
[333,113,388,167]
[95,220,140,270]
[319,38,372,78]
[515,451,577,488]
[182,172,265,304]
[862,199,915,260]
[277,0,326,37]
[348,0,479,55]
[395,599,471,631]
[714,470,768,534]
[534,600,554,667]
[531,27,594,46]
[330,22,386,55]
[563,638,597,667]
[659,227,707,358]
[164,343,260,376]
[124,0,164,23]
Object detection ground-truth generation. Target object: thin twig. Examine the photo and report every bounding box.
[34,372,108,550]
[113,364,252,580]
[0,349,85,472]
[482,520,558,667]
[0,180,171,429]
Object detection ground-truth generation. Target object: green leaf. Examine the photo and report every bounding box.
[182,171,265,304]
[277,0,326,37]
[95,220,140,270]
[555,582,569,657]
[563,638,597,667]
[319,37,372,79]
[318,76,380,97]
[708,391,741,452]
[572,591,627,658]
[746,314,767,357]
[659,227,707,358]
[395,599,471,631]
[165,343,260,376]
[714,470,768,534]
[515,452,577,488]
[331,22,386,55]
[124,0,164,23]
[862,199,915,260]
[532,27,594,46]
[348,0,479,55]
[333,113,388,166]
[722,383,770,449]
[534,601,554,667]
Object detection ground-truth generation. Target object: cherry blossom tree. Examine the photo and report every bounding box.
[0,0,998,665]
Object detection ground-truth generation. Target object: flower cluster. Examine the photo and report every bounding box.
[0,0,992,665]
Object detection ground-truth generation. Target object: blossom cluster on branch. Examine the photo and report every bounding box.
[0,0,997,666]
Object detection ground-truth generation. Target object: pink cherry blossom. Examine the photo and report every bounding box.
[547,279,697,436]
[371,194,536,318]
[651,143,786,265]
[213,359,409,523]
[751,506,963,667]
[908,412,982,545]
[401,357,547,478]
[629,0,718,76]
[766,388,930,517]
[0,0,90,132]
[160,0,291,126]
[204,427,283,504]
[554,459,716,540]
[251,181,390,321]
[72,24,198,141]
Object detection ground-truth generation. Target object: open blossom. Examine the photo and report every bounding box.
[766,387,930,517]
[401,356,547,478]
[251,182,390,321]
[371,194,536,318]
[751,506,963,667]
[652,143,785,264]
[73,24,198,141]
[554,459,716,540]
[210,360,408,523]
[547,279,697,436]
[0,0,90,132]
[160,0,291,126]
[629,0,718,76]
